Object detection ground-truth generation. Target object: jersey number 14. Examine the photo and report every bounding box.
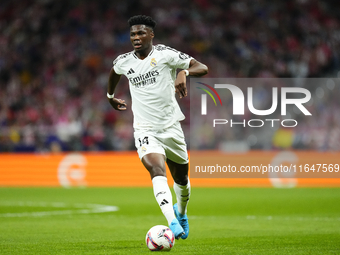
[138,136,149,147]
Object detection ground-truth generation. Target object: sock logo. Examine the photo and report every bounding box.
[160,199,169,206]
[156,191,166,197]
[181,193,190,202]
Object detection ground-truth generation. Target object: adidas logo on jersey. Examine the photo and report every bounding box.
[127,68,135,75]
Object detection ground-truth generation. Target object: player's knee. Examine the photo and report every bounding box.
[174,175,188,186]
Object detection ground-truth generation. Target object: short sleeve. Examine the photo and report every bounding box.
[112,56,123,75]
[165,46,193,70]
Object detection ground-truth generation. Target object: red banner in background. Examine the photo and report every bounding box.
[0,151,339,187]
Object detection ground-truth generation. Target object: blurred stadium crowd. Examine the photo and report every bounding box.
[0,0,339,152]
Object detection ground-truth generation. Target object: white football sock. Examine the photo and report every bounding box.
[152,176,176,225]
[173,179,191,215]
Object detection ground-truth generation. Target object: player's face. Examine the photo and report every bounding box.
[130,25,154,52]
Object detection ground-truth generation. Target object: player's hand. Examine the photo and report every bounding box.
[175,71,187,99]
[108,98,127,111]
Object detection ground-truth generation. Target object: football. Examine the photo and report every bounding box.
[145,225,175,251]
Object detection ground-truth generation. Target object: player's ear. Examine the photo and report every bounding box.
[149,28,154,39]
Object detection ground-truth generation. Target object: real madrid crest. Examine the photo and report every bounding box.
[150,58,157,67]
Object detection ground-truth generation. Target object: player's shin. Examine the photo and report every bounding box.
[173,179,191,215]
[152,176,176,225]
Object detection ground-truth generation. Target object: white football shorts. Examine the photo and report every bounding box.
[134,121,189,164]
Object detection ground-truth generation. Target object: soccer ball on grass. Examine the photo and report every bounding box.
[145,225,175,251]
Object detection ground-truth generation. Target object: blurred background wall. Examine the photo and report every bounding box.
[0,0,340,153]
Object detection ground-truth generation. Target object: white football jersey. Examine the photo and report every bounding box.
[113,44,193,130]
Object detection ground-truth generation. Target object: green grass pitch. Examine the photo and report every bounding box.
[0,187,339,254]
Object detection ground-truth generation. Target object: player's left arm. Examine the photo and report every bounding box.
[175,59,208,98]
[107,67,127,111]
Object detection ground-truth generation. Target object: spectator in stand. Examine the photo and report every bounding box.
[0,0,339,152]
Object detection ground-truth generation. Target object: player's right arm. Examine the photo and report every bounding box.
[107,67,127,111]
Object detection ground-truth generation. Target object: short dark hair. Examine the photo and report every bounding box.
[128,15,156,30]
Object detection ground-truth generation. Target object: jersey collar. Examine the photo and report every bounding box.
[133,45,154,60]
